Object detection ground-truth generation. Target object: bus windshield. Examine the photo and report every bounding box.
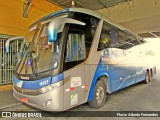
[17,20,64,75]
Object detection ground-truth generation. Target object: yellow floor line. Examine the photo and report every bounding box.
[0,84,13,91]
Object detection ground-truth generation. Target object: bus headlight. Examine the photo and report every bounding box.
[39,81,63,94]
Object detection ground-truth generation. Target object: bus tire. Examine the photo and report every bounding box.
[88,80,106,109]
[149,70,152,82]
[144,71,150,84]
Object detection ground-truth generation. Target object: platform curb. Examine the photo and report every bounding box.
[0,84,13,91]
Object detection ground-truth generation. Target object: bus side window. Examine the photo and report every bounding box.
[97,22,138,51]
[65,33,86,62]
[98,23,112,51]
[63,33,86,71]
[117,29,137,50]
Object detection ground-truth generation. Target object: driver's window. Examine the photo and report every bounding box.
[65,33,86,62]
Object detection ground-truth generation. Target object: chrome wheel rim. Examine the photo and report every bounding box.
[96,86,105,104]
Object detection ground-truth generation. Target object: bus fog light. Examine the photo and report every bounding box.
[40,87,48,93]
[44,99,52,106]
[47,86,52,91]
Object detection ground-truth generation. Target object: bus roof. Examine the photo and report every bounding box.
[29,8,137,36]
[30,8,102,28]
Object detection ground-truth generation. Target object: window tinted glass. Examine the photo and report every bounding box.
[66,33,86,62]
[98,22,138,50]
[98,22,113,50]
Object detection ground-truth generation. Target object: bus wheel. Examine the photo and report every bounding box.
[88,80,106,109]
[144,71,150,84]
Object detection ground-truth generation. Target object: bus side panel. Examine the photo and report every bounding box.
[63,65,85,111]
[87,59,131,101]
[136,65,146,83]
[84,64,92,102]
[103,48,132,92]
[87,59,110,101]
[109,64,130,92]
[87,56,128,101]
[87,48,143,101]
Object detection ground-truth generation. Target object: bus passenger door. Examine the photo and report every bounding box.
[63,33,85,110]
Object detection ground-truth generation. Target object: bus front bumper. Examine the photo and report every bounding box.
[13,86,64,111]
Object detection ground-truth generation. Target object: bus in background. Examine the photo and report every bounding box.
[6,8,156,111]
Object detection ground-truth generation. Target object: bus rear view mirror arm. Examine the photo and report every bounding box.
[48,18,86,42]
[6,36,24,53]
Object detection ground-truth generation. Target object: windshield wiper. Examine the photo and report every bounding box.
[19,55,27,74]
[30,52,37,77]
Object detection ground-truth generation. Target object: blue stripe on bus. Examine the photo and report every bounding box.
[51,73,64,84]
[44,9,69,19]
[13,73,64,90]
[13,76,52,90]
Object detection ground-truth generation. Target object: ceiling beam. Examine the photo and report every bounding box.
[74,0,87,8]
[97,0,108,8]
[48,0,87,8]
[58,0,72,5]
[47,0,62,7]
[149,32,158,38]
[155,0,160,5]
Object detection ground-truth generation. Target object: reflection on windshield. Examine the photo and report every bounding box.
[25,26,37,43]
[17,22,63,75]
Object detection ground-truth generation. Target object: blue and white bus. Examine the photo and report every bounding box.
[6,8,156,111]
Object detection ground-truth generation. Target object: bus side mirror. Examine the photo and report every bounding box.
[48,22,58,42]
[48,18,85,42]
[6,36,24,53]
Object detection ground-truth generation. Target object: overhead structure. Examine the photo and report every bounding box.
[48,0,160,38]
[139,32,160,38]
[48,0,131,10]
[0,33,14,39]
[23,0,32,18]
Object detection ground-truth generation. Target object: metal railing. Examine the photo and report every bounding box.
[0,39,21,85]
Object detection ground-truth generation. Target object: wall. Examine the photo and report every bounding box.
[0,0,62,36]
